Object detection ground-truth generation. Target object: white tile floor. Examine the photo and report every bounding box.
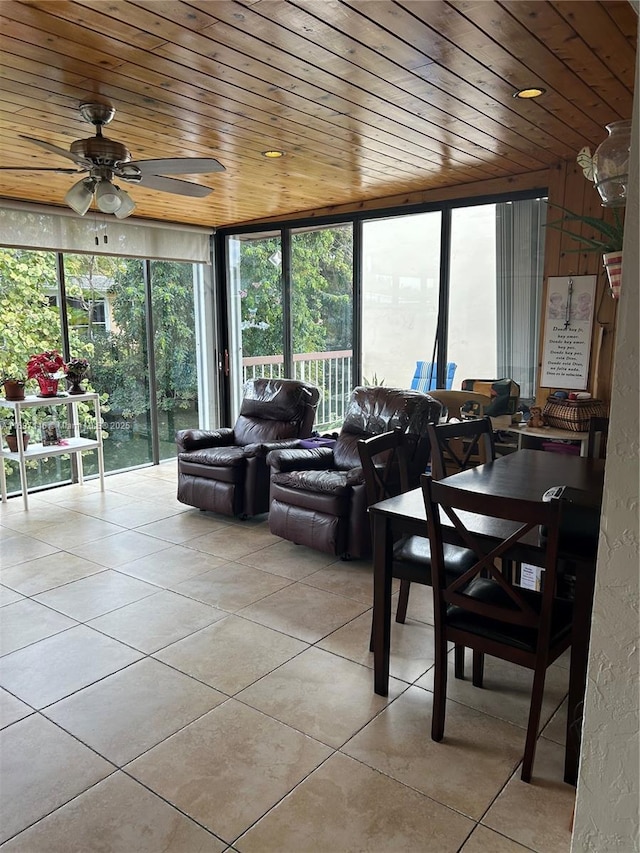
[0,463,576,852]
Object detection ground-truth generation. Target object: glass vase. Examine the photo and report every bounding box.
[593,120,631,207]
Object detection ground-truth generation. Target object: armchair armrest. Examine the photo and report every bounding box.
[346,467,365,486]
[267,446,335,473]
[175,428,235,453]
[243,438,305,458]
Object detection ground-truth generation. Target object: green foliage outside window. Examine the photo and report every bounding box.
[236,227,353,359]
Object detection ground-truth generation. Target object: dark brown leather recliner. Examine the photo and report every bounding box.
[266,386,442,559]
[176,378,320,518]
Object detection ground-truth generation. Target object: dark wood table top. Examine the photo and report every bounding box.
[369,449,605,565]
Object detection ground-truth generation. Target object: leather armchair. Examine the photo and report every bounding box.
[266,386,442,559]
[176,378,320,518]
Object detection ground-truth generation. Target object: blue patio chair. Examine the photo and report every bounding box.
[411,361,457,392]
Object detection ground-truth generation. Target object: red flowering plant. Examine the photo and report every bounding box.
[26,350,66,380]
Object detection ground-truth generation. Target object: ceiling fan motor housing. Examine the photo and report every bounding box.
[71,136,131,167]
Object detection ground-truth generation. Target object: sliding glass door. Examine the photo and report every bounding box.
[150,261,200,460]
[448,199,545,400]
[291,224,353,429]
[447,205,498,386]
[226,231,284,417]
[226,224,353,428]
[362,212,442,390]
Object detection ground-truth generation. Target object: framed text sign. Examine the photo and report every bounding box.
[540,275,597,390]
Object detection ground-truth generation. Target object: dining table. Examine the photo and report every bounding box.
[369,448,605,786]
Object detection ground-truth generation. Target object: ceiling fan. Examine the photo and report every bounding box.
[1,102,225,218]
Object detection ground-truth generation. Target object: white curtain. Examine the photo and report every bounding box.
[0,200,213,264]
[495,198,546,400]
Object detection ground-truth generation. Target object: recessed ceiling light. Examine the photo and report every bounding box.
[513,87,546,99]
[262,150,285,158]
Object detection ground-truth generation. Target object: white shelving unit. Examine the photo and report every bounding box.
[0,392,105,510]
[505,423,589,457]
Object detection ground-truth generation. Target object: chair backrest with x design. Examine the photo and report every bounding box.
[423,476,563,632]
[421,472,572,781]
[357,427,411,506]
[427,416,496,480]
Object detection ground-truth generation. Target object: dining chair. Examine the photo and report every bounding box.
[358,429,475,674]
[427,416,496,480]
[421,473,573,782]
[587,416,609,459]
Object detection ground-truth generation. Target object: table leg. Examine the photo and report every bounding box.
[564,560,597,785]
[373,513,394,696]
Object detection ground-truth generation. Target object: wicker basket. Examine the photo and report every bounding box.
[543,397,608,432]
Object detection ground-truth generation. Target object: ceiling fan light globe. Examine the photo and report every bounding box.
[65,178,94,215]
[96,179,122,213]
[113,188,135,219]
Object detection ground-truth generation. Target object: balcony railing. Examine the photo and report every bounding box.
[242,350,353,430]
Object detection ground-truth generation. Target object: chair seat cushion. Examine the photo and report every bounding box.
[179,446,246,467]
[447,578,573,652]
[394,536,475,575]
[272,469,351,497]
[393,536,476,585]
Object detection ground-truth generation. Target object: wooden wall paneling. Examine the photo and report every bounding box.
[537,158,618,407]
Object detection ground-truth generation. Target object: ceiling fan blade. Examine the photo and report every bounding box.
[0,166,84,174]
[128,157,225,175]
[134,174,213,197]
[19,135,93,168]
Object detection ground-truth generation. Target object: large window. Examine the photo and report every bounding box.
[362,212,442,390]
[291,225,353,428]
[1,247,204,497]
[448,205,498,384]
[361,198,545,400]
[226,224,354,429]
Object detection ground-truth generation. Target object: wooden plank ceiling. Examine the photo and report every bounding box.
[0,0,636,228]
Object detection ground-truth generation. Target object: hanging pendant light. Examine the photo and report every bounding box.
[95,178,122,213]
[64,178,96,215]
[114,188,135,219]
[64,174,136,218]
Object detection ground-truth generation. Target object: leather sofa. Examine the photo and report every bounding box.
[176,377,320,518]
[266,386,442,559]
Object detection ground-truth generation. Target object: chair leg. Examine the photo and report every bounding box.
[454,645,465,679]
[396,580,411,623]
[472,651,484,688]
[521,664,548,782]
[431,631,448,742]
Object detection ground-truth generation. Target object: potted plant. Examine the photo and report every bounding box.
[2,374,26,401]
[26,350,66,397]
[5,423,30,453]
[544,203,625,299]
[65,357,90,395]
